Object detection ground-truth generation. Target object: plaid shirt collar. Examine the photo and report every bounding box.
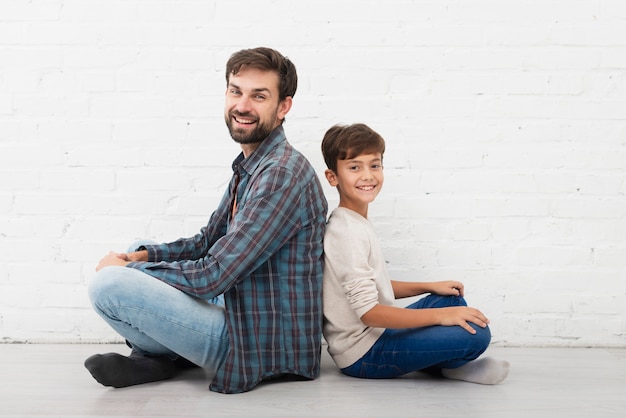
[231,125,286,176]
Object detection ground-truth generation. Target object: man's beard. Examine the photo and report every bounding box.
[225,110,277,145]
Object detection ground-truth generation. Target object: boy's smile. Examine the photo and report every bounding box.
[325,152,384,218]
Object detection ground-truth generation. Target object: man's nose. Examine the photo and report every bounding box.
[234,95,252,113]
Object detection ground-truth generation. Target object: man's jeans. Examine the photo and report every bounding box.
[87,241,229,374]
[341,295,491,378]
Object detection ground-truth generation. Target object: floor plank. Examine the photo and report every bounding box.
[0,344,624,417]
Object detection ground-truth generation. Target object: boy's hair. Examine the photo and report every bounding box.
[321,123,386,173]
[225,47,297,101]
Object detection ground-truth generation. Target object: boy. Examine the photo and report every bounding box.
[321,123,509,384]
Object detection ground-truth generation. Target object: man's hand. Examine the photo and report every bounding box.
[96,251,130,272]
[95,250,148,272]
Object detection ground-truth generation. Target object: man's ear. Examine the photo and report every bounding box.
[277,96,293,121]
[325,169,338,186]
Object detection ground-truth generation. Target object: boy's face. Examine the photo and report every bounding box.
[325,152,383,217]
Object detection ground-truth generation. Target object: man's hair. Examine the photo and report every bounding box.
[321,123,386,173]
[225,47,297,101]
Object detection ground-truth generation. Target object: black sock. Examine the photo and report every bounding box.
[174,355,199,370]
[84,351,177,388]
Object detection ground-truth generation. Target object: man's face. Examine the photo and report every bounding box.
[224,67,291,145]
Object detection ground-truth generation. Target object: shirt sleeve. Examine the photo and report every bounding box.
[141,208,229,263]
[324,213,380,318]
[126,165,303,299]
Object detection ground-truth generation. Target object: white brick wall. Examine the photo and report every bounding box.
[1,0,624,346]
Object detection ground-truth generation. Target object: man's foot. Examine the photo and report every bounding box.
[84,350,177,388]
[174,355,200,370]
[442,357,510,385]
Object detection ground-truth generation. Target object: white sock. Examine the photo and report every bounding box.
[441,357,510,385]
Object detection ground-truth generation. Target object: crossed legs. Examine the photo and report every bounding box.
[341,295,509,384]
[85,266,229,387]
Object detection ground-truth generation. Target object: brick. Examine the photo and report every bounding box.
[1,0,625,347]
[0,0,61,21]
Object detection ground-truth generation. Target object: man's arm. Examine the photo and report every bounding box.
[95,179,232,273]
[127,250,149,262]
[125,166,303,299]
[96,250,148,271]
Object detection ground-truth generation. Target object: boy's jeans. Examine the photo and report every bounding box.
[341,295,491,378]
[87,241,229,374]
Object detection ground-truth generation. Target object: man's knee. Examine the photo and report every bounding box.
[87,266,129,305]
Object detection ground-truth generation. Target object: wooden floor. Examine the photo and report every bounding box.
[0,344,624,418]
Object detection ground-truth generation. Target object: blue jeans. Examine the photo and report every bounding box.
[341,295,491,379]
[87,241,229,374]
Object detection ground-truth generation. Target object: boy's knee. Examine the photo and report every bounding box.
[472,324,492,351]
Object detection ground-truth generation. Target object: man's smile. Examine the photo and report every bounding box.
[232,112,258,126]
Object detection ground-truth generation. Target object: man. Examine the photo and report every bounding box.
[85,47,328,394]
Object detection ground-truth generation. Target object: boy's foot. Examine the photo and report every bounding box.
[84,350,177,388]
[442,357,510,385]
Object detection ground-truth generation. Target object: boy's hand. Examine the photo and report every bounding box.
[430,280,465,297]
[437,306,490,334]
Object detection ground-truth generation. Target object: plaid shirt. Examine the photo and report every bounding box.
[127,126,328,393]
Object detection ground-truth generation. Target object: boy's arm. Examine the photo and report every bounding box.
[360,303,489,334]
[391,280,465,299]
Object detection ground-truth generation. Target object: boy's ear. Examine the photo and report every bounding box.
[324,169,338,187]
